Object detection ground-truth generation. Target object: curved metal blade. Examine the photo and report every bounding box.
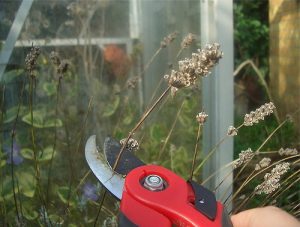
[85,135,124,200]
[104,137,145,175]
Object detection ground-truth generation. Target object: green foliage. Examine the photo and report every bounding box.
[234,0,269,66]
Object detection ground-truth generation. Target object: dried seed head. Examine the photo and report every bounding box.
[164,43,223,95]
[196,112,208,125]
[255,162,290,195]
[255,157,272,171]
[25,46,41,74]
[57,60,69,74]
[160,31,179,48]
[50,51,61,66]
[243,102,276,126]
[126,76,139,89]
[181,33,196,48]
[233,148,255,169]
[120,138,139,152]
[278,148,298,156]
[227,126,238,136]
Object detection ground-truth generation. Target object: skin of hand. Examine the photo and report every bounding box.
[231,206,300,227]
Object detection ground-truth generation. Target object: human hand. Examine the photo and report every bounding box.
[231,206,300,227]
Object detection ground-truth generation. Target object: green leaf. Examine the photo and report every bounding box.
[48,214,64,225]
[38,147,55,162]
[0,177,15,202]
[57,186,76,207]
[122,114,133,125]
[3,106,27,124]
[21,147,56,162]
[102,95,120,117]
[0,160,6,168]
[20,148,34,160]
[22,206,38,220]
[43,82,57,96]
[2,69,24,83]
[22,110,63,128]
[16,167,36,197]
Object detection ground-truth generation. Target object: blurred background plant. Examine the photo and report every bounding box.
[0,0,299,226]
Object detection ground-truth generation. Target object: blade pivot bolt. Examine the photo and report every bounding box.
[143,175,165,191]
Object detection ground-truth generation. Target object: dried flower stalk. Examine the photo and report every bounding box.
[120,138,139,152]
[160,31,179,48]
[278,148,298,156]
[181,33,196,48]
[164,43,223,95]
[227,126,238,136]
[243,102,276,126]
[25,46,41,75]
[196,112,208,125]
[233,148,255,169]
[255,162,290,195]
[255,157,272,171]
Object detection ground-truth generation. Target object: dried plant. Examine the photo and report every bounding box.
[243,102,276,126]
[233,148,255,169]
[254,162,290,195]
[164,43,223,96]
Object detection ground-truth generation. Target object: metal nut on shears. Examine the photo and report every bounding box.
[143,175,165,191]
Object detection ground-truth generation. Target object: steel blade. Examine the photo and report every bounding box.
[104,137,145,175]
[85,135,124,200]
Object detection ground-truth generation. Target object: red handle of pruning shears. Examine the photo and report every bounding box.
[119,165,233,227]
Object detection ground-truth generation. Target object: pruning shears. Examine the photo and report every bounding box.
[85,135,233,227]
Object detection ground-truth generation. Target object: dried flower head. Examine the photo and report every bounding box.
[181,33,196,48]
[160,31,179,48]
[255,162,290,195]
[243,102,276,126]
[227,126,238,136]
[164,43,223,95]
[25,46,41,74]
[126,76,139,89]
[278,148,298,156]
[233,148,255,169]
[57,60,69,74]
[50,51,61,66]
[255,157,272,171]
[120,138,139,152]
[196,112,208,125]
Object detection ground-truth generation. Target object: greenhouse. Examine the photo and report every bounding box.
[0,0,299,226]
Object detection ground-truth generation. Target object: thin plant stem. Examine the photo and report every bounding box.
[233,59,280,124]
[291,203,300,213]
[93,189,107,227]
[28,75,44,204]
[73,170,91,194]
[94,86,171,220]
[75,96,94,154]
[261,161,300,207]
[194,136,227,174]
[226,154,300,207]
[140,48,162,79]
[224,120,288,204]
[201,161,233,185]
[46,76,62,205]
[112,86,171,170]
[189,123,202,181]
[176,48,184,59]
[232,191,256,214]
[158,100,185,159]
[8,79,26,222]
[194,124,243,175]
[235,166,300,213]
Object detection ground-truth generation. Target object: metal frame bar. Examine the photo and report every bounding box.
[0,0,34,81]
[201,0,234,205]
